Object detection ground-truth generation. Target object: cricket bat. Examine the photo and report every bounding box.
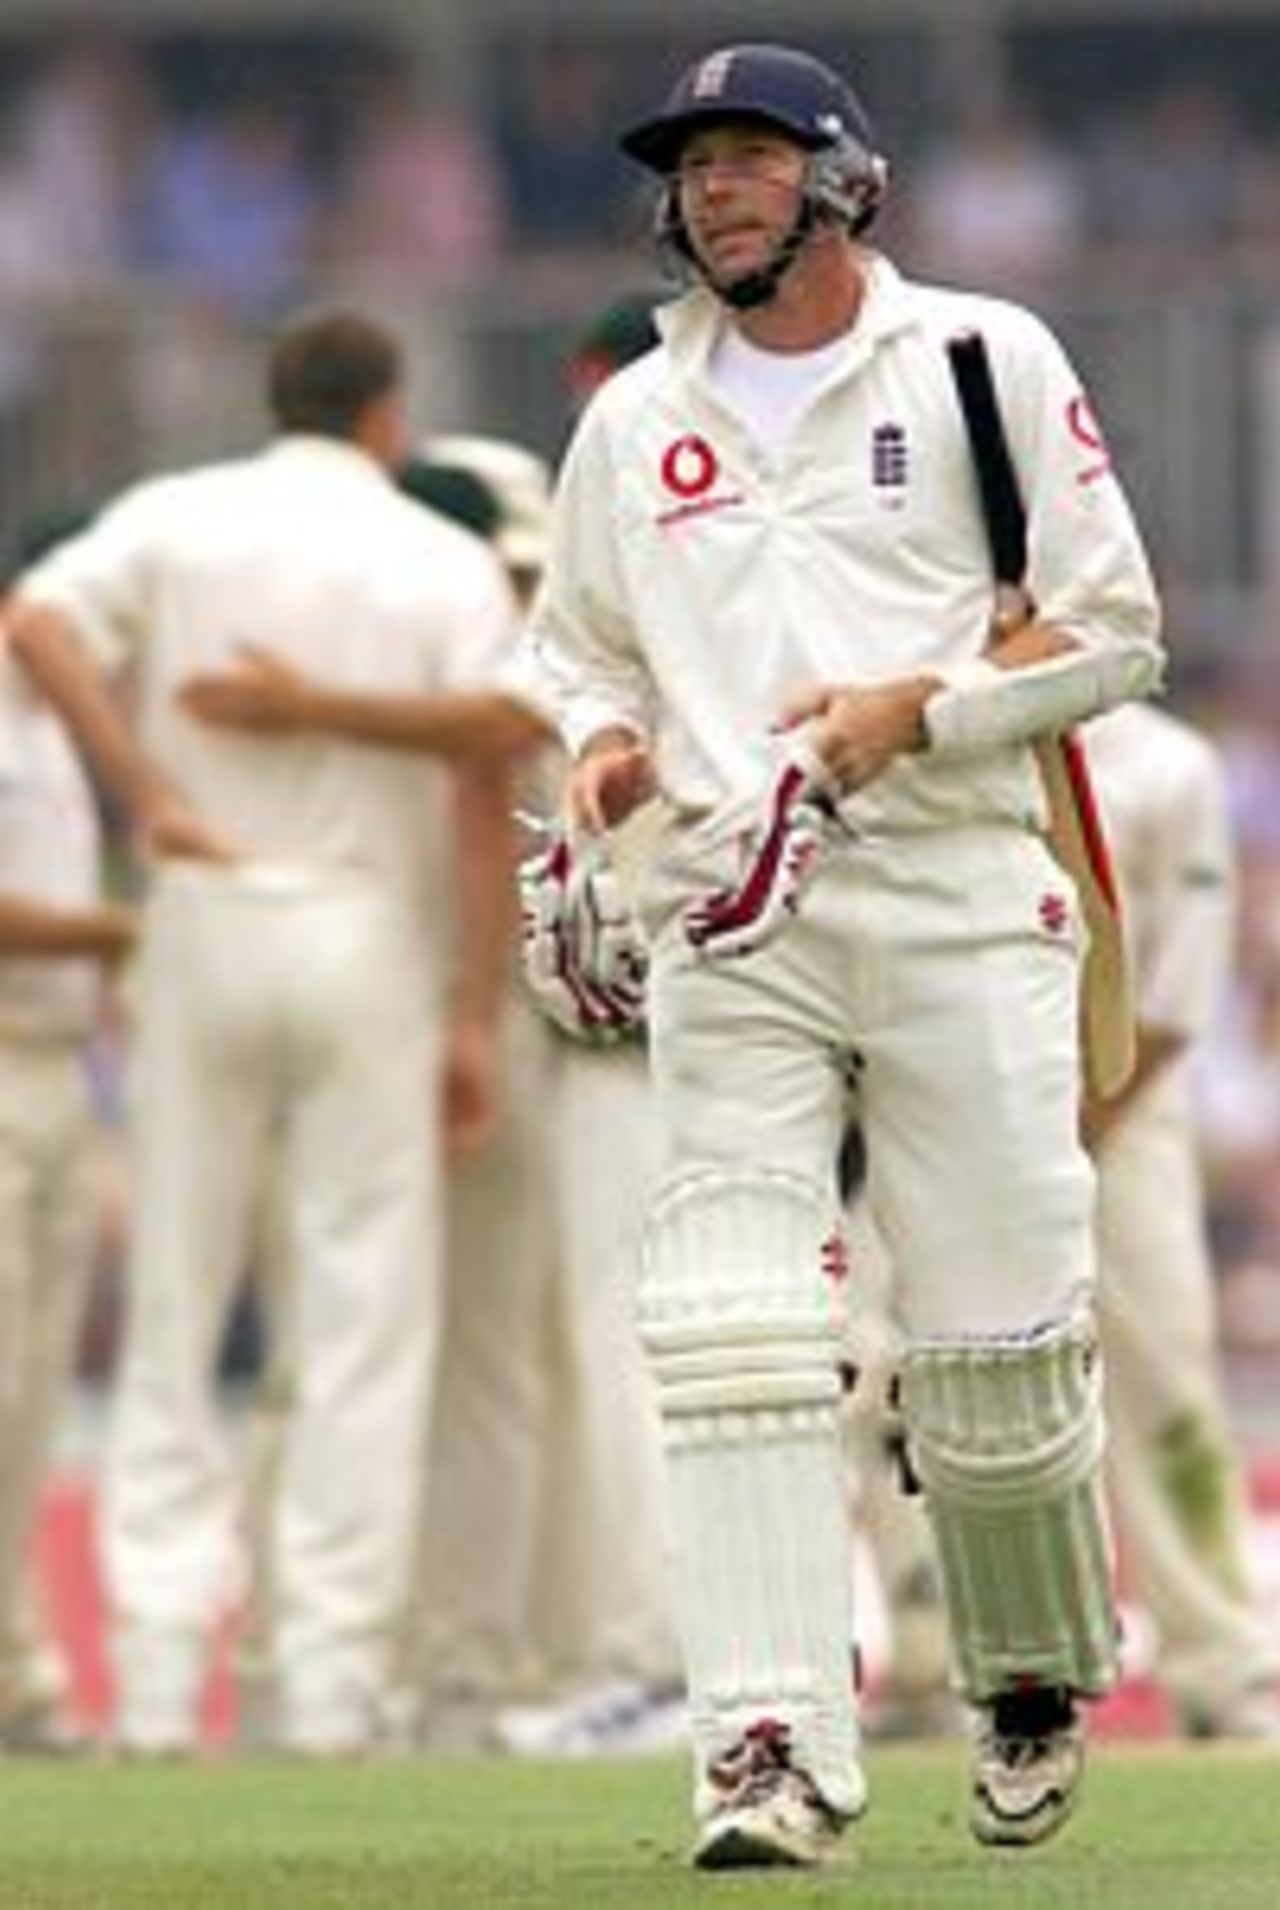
[946,328,1135,1101]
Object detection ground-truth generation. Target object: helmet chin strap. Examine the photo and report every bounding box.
[710,201,817,310]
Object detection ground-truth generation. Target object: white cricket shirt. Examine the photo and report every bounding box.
[19,436,514,909]
[1083,701,1235,1048]
[516,256,1163,835]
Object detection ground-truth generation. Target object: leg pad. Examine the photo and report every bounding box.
[898,1320,1118,1700]
[639,1170,864,1819]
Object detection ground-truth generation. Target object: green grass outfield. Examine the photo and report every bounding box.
[1,1743,1278,1909]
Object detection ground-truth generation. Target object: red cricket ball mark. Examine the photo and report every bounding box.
[1039,891,1070,936]
[1067,394,1112,486]
[660,433,719,499]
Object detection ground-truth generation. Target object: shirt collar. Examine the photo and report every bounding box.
[656,252,922,379]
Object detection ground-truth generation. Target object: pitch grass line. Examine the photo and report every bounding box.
[0,1743,1278,1909]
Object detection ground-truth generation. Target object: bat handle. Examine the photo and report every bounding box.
[989,581,1036,640]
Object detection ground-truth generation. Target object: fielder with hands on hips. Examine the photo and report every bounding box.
[511,42,1164,1871]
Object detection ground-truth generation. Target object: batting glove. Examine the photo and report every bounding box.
[683,744,845,960]
[519,830,648,1042]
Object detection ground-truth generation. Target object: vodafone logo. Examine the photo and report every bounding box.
[660,434,719,499]
[1067,393,1112,484]
[654,432,744,527]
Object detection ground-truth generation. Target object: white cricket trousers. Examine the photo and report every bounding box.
[648,821,1096,1337]
[104,863,441,1743]
[641,819,1099,1803]
[529,1040,679,1692]
[0,1041,96,1713]
[396,991,562,1708]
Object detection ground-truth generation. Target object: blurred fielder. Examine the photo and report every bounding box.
[6,310,539,1757]
[194,433,682,1752]
[1085,699,1280,1738]
[0,619,135,1754]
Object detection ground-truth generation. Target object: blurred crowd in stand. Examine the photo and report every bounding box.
[4,30,1280,325]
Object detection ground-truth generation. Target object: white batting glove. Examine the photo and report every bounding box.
[683,743,845,960]
[519,830,648,1042]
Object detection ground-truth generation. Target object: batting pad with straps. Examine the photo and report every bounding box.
[639,1168,866,1819]
[896,1319,1118,1703]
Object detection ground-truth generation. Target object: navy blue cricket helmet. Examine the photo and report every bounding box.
[621,44,877,176]
[619,45,888,306]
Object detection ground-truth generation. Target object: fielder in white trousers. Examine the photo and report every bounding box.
[206,435,680,1752]
[1086,701,1280,1736]
[5,313,525,1755]
[526,1038,680,1712]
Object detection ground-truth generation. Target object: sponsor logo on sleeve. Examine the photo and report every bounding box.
[1067,394,1112,486]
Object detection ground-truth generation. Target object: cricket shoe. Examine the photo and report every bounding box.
[970,1684,1084,1847]
[692,1718,853,1871]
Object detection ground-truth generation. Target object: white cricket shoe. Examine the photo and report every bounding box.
[692,1719,852,1871]
[970,1685,1084,1848]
